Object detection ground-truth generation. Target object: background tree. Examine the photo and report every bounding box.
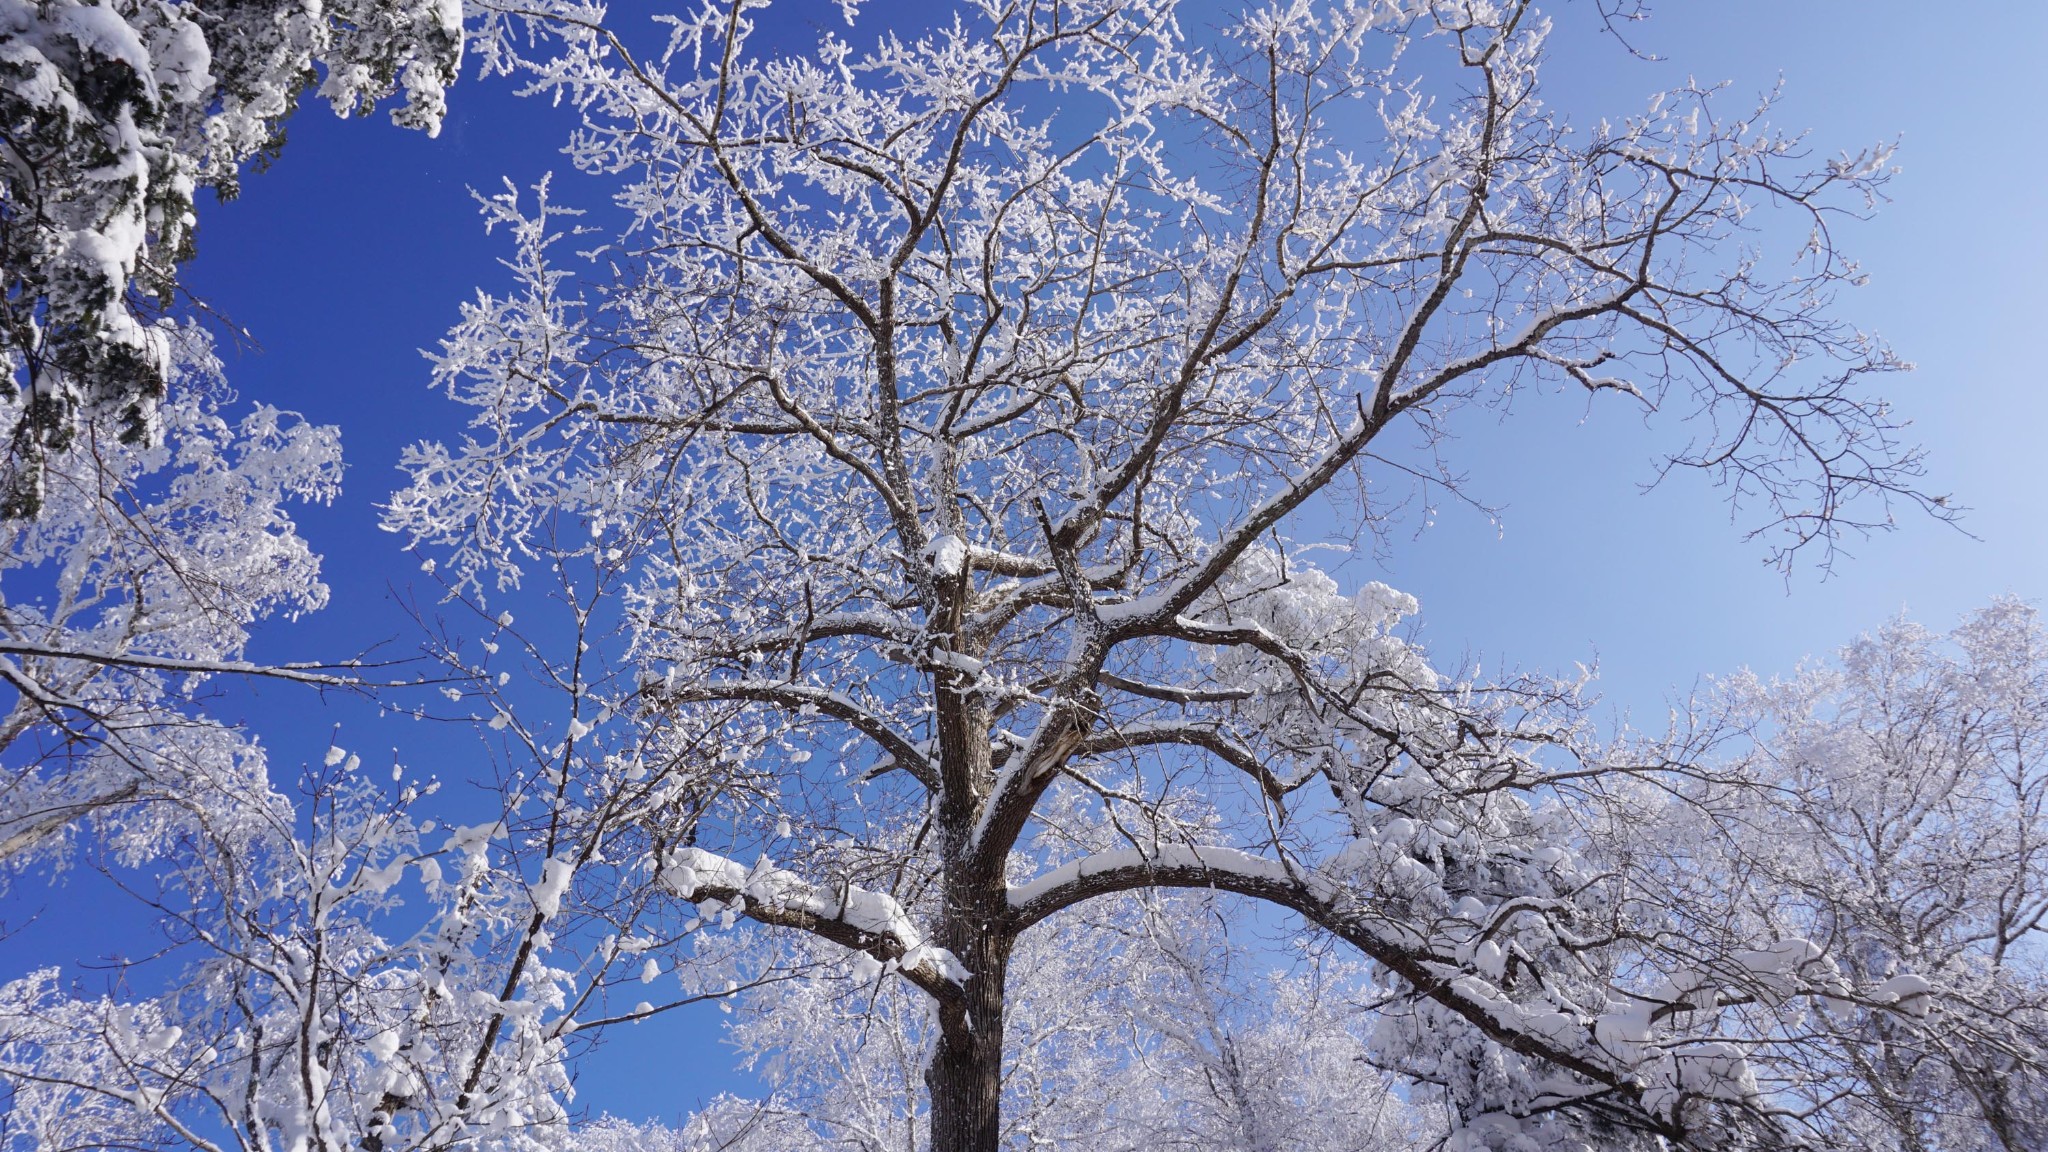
[0,323,755,1151]
[0,742,590,1152]
[0,544,788,1152]
[386,0,1946,1148]
[1646,603,2048,1152]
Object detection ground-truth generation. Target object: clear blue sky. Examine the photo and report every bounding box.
[1367,1,2048,720]
[19,0,2048,1128]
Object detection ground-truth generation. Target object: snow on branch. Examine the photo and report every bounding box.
[661,848,967,992]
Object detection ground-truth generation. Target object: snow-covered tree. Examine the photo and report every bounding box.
[0,745,591,1152]
[0,551,764,1152]
[1649,603,2048,1152]
[0,342,783,1151]
[0,0,471,516]
[0,324,342,868]
[381,0,1950,1148]
[0,322,587,1151]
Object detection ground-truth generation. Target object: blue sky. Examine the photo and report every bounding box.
[13,0,2048,1128]
[1371,0,2048,716]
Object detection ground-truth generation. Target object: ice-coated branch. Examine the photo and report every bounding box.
[0,644,424,690]
[1075,722,1299,803]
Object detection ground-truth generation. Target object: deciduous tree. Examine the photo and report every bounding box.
[383,0,1948,1147]
[1660,604,2048,1151]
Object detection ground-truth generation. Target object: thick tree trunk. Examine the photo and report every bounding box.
[928,621,1010,1151]
[925,920,1012,1152]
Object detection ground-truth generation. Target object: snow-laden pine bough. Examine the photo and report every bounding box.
[0,0,488,518]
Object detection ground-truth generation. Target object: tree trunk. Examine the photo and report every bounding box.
[928,631,1009,1151]
[926,919,1011,1152]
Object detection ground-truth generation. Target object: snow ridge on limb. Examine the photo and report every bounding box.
[662,847,968,992]
[1005,840,1655,1135]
